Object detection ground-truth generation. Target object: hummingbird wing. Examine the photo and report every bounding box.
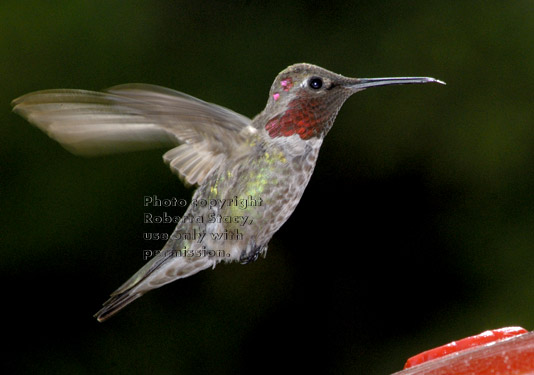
[11,84,253,185]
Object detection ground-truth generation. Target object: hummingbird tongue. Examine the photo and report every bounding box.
[348,76,445,91]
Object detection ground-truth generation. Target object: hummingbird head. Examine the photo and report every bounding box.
[263,63,444,141]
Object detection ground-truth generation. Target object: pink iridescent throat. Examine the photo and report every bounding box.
[267,77,327,140]
[265,97,326,140]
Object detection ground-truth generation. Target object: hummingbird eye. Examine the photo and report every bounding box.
[308,77,323,90]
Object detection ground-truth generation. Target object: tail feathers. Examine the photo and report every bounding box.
[94,290,144,322]
[94,250,215,322]
[94,251,175,322]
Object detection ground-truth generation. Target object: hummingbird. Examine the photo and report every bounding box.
[12,63,444,321]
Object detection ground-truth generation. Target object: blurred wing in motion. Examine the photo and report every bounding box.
[12,84,253,185]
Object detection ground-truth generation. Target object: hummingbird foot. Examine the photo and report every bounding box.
[239,244,267,264]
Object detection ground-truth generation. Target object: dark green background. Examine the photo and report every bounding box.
[2,1,533,374]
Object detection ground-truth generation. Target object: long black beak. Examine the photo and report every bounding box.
[348,76,445,91]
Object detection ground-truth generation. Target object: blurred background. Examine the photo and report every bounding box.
[2,1,533,374]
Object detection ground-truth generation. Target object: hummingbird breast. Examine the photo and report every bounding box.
[171,136,322,262]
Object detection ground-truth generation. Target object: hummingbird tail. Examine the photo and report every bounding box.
[94,249,215,322]
[94,290,144,322]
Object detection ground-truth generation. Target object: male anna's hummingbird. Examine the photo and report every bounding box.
[12,63,444,321]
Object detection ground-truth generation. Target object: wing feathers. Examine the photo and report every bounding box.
[12,84,254,184]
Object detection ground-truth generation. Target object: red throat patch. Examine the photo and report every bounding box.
[265,97,327,140]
